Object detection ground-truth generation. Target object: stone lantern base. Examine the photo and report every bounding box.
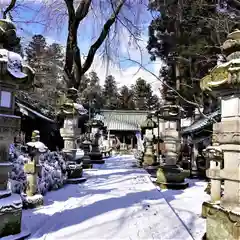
[156,165,190,189]
[81,142,93,169]
[66,162,87,184]
[202,201,240,240]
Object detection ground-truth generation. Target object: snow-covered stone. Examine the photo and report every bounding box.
[9,145,68,196]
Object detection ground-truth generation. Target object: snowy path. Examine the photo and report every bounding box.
[160,179,209,240]
[21,155,206,240]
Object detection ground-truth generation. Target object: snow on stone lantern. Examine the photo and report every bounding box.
[140,114,158,168]
[87,119,105,164]
[58,87,88,184]
[200,29,240,240]
[156,89,190,189]
[0,19,34,238]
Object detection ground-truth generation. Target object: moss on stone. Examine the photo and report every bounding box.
[0,209,22,237]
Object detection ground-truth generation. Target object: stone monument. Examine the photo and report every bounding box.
[200,29,240,240]
[0,19,34,238]
[58,88,87,184]
[140,114,158,173]
[156,89,189,189]
[87,119,105,164]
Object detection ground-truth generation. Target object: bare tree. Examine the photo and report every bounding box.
[2,0,148,90]
[63,0,125,89]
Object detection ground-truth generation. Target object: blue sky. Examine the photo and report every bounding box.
[3,0,162,94]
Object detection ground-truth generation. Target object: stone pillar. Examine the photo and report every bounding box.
[164,120,179,166]
[23,154,43,208]
[0,115,25,238]
[215,96,240,211]
[0,18,34,239]
[23,131,44,209]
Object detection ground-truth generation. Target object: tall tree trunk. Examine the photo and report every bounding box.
[64,0,125,90]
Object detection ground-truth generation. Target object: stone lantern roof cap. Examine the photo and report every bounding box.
[0,19,35,87]
[200,28,240,93]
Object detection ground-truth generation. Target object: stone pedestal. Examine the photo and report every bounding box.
[60,120,86,184]
[156,121,189,189]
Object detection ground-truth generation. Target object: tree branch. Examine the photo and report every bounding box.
[3,0,16,19]
[75,0,92,25]
[81,0,125,76]
[64,0,78,87]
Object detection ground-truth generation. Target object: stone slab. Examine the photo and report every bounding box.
[22,194,44,209]
[154,181,189,190]
[1,229,30,240]
[90,159,105,164]
[0,194,22,238]
[82,163,93,169]
[66,177,87,184]
[0,190,11,199]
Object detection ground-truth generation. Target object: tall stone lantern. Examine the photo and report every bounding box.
[140,114,158,169]
[200,29,240,240]
[58,87,87,184]
[0,19,34,238]
[156,89,190,189]
[87,119,105,164]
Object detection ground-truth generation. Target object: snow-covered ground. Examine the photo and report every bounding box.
[21,155,209,240]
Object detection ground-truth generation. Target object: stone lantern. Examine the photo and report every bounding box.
[0,19,34,238]
[140,114,158,169]
[156,89,190,189]
[200,29,240,240]
[58,87,87,184]
[87,119,105,164]
[24,130,46,208]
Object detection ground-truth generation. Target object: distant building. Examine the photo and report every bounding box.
[97,109,165,149]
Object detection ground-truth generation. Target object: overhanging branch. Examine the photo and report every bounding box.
[3,0,16,19]
[81,0,125,75]
[75,0,92,25]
